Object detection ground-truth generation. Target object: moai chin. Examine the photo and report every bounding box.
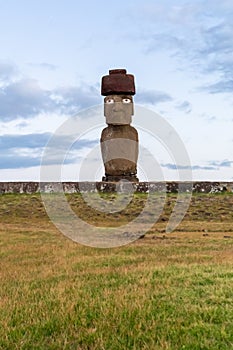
[100,69,139,182]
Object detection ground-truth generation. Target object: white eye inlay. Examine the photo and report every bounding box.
[106,98,114,104]
[122,98,131,104]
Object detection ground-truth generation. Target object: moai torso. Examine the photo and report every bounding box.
[100,69,139,182]
[101,124,138,178]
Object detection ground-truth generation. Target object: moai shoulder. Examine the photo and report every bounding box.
[101,125,138,142]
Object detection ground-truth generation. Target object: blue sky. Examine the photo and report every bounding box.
[0,0,232,181]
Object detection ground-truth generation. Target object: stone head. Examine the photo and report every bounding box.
[101,69,135,125]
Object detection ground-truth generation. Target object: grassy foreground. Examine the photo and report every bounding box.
[0,193,233,349]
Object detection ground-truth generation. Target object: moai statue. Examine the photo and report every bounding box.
[100,69,139,182]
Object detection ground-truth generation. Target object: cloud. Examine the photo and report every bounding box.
[0,61,18,82]
[53,84,101,113]
[0,79,54,120]
[197,21,233,93]
[206,116,217,122]
[132,2,233,94]
[209,160,233,167]
[0,152,79,170]
[0,133,98,169]
[0,79,101,121]
[162,159,233,171]
[0,60,101,121]
[144,34,185,54]
[0,133,51,150]
[131,2,203,28]
[199,23,233,56]
[131,2,204,53]
[0,133,98,151]
[202,80,233,94]
[135,88,172,105]
[0,154,41,169]
[176,101,192,113]
[161,163,217,171]
[28,62,58,71]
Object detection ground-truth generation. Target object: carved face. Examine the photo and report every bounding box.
[104,95,134,125]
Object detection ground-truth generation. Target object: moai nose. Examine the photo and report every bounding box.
[113,101,123,112]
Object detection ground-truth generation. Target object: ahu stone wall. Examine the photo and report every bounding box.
[0,181,232,194]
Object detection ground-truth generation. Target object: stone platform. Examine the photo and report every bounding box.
[0,182,232,194]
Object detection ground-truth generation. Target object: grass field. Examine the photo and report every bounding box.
[0,193,233,349]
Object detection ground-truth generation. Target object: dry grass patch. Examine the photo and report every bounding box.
[0,193,233,349]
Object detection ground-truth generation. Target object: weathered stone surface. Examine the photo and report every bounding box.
[0,182,40,193]
[104,95,133,125]
[0,182,232,194]
[101,69,135,96]
[100,125,138,180]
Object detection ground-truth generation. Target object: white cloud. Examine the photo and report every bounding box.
[176,101,192,113]
[130,1,233,95]
[0,61,19,82]
[0,76,101,121]
[135,88,172,105]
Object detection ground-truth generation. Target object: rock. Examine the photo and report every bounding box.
[101,69,135,96]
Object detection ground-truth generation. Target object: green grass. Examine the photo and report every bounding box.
[0,193,233,349]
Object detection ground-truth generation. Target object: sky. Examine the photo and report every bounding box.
[0,0,232,181]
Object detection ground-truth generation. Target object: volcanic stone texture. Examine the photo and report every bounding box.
[0,182,232,193]
[100,125,139,181]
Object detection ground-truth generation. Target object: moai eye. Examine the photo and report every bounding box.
[122,98,131,104]
[106,98,114,104]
